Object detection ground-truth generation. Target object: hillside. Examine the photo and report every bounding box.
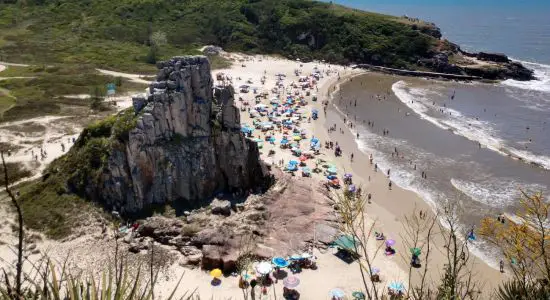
[0,0,439,71]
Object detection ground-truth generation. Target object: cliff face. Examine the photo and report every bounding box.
[83,56,267,214]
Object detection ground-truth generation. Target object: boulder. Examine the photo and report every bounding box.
[201,245,224,270]
[477,52,509,63]
[202,46,222,56]
[210,199,232,216]
[138,216,185,243]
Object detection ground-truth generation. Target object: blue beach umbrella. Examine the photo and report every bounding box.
[388,282,405,292]
[272,257,290,268]
[329,288,345,298]
[327,167,338,174]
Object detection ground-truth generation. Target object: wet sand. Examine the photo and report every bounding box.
[313,72,506,294]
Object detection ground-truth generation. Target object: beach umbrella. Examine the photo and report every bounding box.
[272,257,290,268]
[289,254,302,261]
[290,142,299,148]
[255,262,273,275]
[348,184,356,192]
[289,160,299,166]
[312,108,319,114]
[311,137,319,143]
[329,288,345,298]
[327,167,338,174]
[370,267,380,275]
[352,291,366,300]
[241,270,253,281]
[344,173,353,179]
[301,167,311,174]
[283,276,300,289]
[388,281,405,292]
[293,136,301,141]
[301,252,312,259]
[327,175,337,180]
[386,239,396,247]
[210,268,222,278]
[299,155,307,162]
[410,248,421,256]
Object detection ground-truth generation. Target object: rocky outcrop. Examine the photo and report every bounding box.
[414,50,535,81]
[476,52,509,63]
[79,56,269,215]
[129,171,338,273]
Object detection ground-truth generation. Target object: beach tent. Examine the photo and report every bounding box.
[332,235,360,253]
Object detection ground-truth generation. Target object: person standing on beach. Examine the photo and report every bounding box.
[387,169,390,177]
[374,163,378,172]
[499,260,504,273]
[388,181,392,190]
[350,153,354,162]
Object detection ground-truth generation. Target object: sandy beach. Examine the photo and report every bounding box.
[0,54,507,299]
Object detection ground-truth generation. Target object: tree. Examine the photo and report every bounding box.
[1,151,24,300]
[400,206,438,299]
[90,85,105,110]
[480,191,550,298]
[437,200,481,300]
[146,31,167,64]
[336,185,382,300]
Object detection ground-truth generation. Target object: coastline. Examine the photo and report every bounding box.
[0,54,509,299]
[311,71,506,293]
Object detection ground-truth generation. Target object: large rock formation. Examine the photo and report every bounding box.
[84,56,268,214]
[132,171,339,273]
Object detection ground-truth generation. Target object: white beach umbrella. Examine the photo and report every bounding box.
[255,262,273,275]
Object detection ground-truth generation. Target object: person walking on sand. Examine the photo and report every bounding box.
[388,181,392,190]
[374,163,378,172]
[368,193,372,203]
[350,153,354,162]
[499,260,504,273]
[387,169,390,177]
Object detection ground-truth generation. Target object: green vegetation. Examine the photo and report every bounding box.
[0,161,31,186]
[16,108,139,239]
[0,0,439,71]
[0,65,147,122]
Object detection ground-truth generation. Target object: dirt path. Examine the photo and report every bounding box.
[96,68,151,84]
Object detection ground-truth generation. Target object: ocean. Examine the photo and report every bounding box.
[331,0,550,267]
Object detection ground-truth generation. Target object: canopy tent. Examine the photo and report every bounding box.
[333,235,360,253]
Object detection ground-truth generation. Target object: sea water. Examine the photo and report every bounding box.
[331,0,550,268]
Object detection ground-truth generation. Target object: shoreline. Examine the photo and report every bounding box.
[0,54,509,299]
[312,71,506,293]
